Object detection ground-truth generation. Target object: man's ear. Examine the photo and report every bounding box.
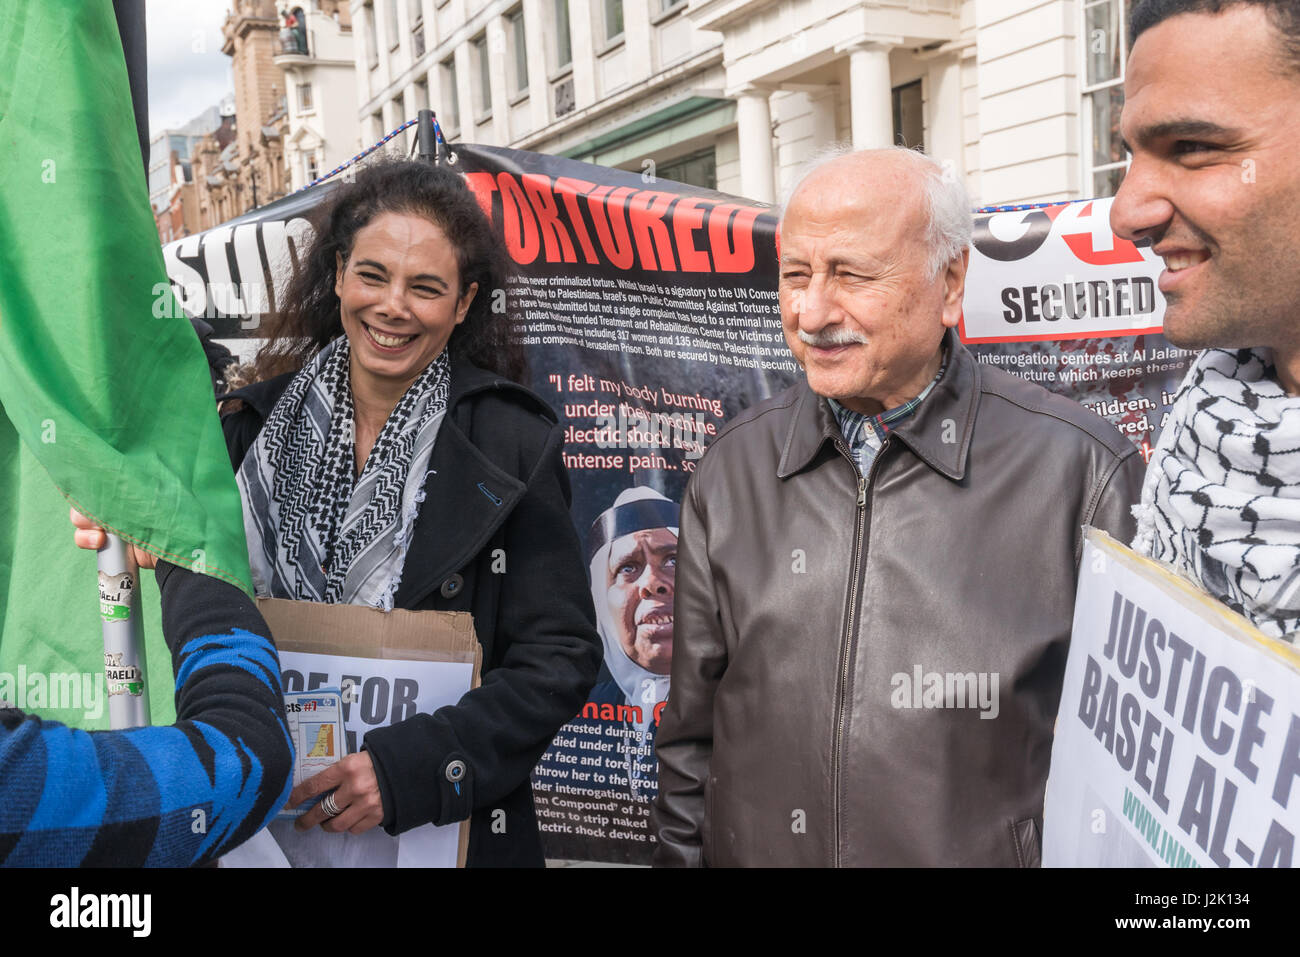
[335,251,345,298]
[941,247,970,330]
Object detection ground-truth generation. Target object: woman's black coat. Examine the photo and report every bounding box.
[221,351,602,867]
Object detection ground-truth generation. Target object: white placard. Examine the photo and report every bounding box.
[224,651,474,868]
[1044,529,1300,867]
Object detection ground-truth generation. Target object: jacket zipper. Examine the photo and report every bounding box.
[831,438,883,867]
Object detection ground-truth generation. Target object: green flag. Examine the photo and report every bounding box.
[0,2,253,725]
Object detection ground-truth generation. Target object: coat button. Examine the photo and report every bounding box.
[440,573,464,599]
[445,759,466,783]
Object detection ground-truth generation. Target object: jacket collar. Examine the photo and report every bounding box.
[776,327,980,482]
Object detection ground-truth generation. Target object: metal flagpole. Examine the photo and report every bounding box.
[98,534,150,728]
[104,0,152,731]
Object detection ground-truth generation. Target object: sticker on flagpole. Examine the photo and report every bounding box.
[98,570,135,623]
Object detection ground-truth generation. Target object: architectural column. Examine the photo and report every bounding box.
[807,87,838,149]
[844,41,894,149]
[926,51,965,179]
[733,85,775,204]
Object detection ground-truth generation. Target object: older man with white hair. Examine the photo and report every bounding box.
[652,146,1147,867]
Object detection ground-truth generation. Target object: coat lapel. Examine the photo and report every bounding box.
[392,414,526,607]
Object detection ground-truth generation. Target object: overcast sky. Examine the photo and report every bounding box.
[146,0,236,138]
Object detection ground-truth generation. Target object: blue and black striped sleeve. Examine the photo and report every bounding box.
[0,560,293,867]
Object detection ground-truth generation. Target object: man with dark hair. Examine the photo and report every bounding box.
[1112,0,1300,640]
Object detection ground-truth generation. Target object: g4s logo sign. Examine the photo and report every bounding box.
[973,198,1145,267]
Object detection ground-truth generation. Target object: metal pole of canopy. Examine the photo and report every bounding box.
[416,109,437,164]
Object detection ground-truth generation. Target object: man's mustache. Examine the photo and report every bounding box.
[797,328,869,348]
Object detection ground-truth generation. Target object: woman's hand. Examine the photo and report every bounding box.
[290,752,385,835]
[70,508,157,569]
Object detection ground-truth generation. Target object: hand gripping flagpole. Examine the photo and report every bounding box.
[98,533,150,728]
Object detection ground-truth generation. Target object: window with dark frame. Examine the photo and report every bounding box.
[604,0,624,42]
[442,57,460,131]
[364,2,379,67]
[555,0,572,69]
[509,8,529,95]
[473,35,492,116]
[656,149,716,191]
[1081,0,1140,197]
[891,80,924,151]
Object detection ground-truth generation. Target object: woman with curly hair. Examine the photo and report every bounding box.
[221,157,601,867]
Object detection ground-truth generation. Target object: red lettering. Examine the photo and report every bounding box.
[554,177,600,264]
[586,185,636,270]
[1059,201,1145,266]
[626,190,676,271]
[709,203,761,272]
[522,173,577,264]
[672,197,713,272]
[462,172,498,220]
[497,172,540,265]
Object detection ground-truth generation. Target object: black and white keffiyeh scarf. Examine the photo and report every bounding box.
[237,336,451,610]
[1133,348,1300,642]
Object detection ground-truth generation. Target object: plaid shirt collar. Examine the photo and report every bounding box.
[828,357,947,469]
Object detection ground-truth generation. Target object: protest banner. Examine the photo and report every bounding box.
[1044,529,1300,867]
[158,142,1194,864]
[965,198,1194,463]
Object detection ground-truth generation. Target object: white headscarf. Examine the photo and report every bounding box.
[586,486,679,738]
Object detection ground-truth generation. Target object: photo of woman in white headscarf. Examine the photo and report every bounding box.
[583,486,679,797]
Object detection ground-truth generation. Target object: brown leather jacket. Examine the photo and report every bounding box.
[652,333,1146,866]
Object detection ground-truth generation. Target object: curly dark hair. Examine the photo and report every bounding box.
[252,157,525,383]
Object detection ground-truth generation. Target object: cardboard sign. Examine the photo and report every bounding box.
[1044,529,1300,867]
[222,599,481,868]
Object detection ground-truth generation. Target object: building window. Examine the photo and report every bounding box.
[509,8,529,96]
[364,2,379,68]
[305,153,319,183]
[297,82,313,112]
[385,0,400,51]
[410,0,425,57]
[473,35,492,116]
[891,80,923,151]
[657,149,716,190]
[1081,0,1138,197]
[555,0,572,69]
[441,57,460,131]
[604,0,623,42]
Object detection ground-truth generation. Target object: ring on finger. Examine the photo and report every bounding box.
[320,790,342,817]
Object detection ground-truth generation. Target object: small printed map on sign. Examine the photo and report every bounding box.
[306,723,334,758]
[278,689,346,819]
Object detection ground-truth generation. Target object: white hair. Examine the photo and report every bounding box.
[778,144,973,277]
